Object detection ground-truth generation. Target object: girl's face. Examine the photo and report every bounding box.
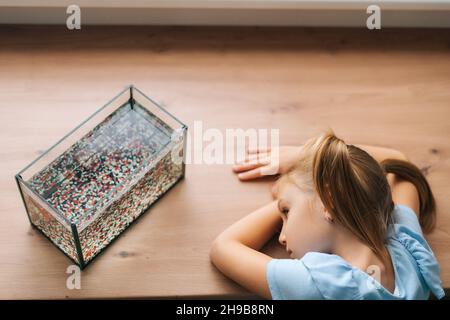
[276,179,335,259]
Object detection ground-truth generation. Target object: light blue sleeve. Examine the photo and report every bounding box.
[393,204,423,236]
[391,205,445,300]
[266,258,323,300]
[267,253,364,300]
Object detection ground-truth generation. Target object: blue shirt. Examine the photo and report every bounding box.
[266,204,445,300]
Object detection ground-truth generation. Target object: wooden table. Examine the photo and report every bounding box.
[0,26,449,299]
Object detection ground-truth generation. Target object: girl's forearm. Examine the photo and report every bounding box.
[213,201,282,250]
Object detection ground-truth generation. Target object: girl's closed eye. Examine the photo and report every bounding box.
[277,199,290,217]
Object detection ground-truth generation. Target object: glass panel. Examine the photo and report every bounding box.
[18,178,79,264]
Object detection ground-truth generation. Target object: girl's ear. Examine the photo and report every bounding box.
[324,212,334,223]
[319,201,334,223]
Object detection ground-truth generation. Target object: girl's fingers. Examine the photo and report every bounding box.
[232,162,262,173]
[246,147,272,154]
[237,167,263,180]
[260,163,279,176]
[232,157,270,173]
[236,153,270,165]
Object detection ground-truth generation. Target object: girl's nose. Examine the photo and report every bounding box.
[278,233,287,246]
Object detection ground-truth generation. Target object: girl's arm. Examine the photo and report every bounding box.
[209,201,282,299]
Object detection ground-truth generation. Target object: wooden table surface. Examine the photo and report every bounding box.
[0,26,449,299]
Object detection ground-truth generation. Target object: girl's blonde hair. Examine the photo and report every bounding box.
[282,130,436,260]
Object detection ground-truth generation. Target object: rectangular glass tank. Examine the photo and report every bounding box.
[15,86,187,269]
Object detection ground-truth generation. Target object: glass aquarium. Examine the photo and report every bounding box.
[15,86,187,269]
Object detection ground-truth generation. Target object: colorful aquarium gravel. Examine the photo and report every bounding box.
[17,90,186,268]
[80,150,183,263]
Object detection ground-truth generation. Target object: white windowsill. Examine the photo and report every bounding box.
[1,0,450,27]
[1,0,450,10]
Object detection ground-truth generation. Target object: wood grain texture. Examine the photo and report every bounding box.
[0,26,449,299]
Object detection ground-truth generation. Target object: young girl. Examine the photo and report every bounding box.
[210,131,445,300]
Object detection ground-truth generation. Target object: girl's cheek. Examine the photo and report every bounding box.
[286,213,313,256]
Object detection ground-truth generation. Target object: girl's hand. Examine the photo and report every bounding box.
[232,146,303,181]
